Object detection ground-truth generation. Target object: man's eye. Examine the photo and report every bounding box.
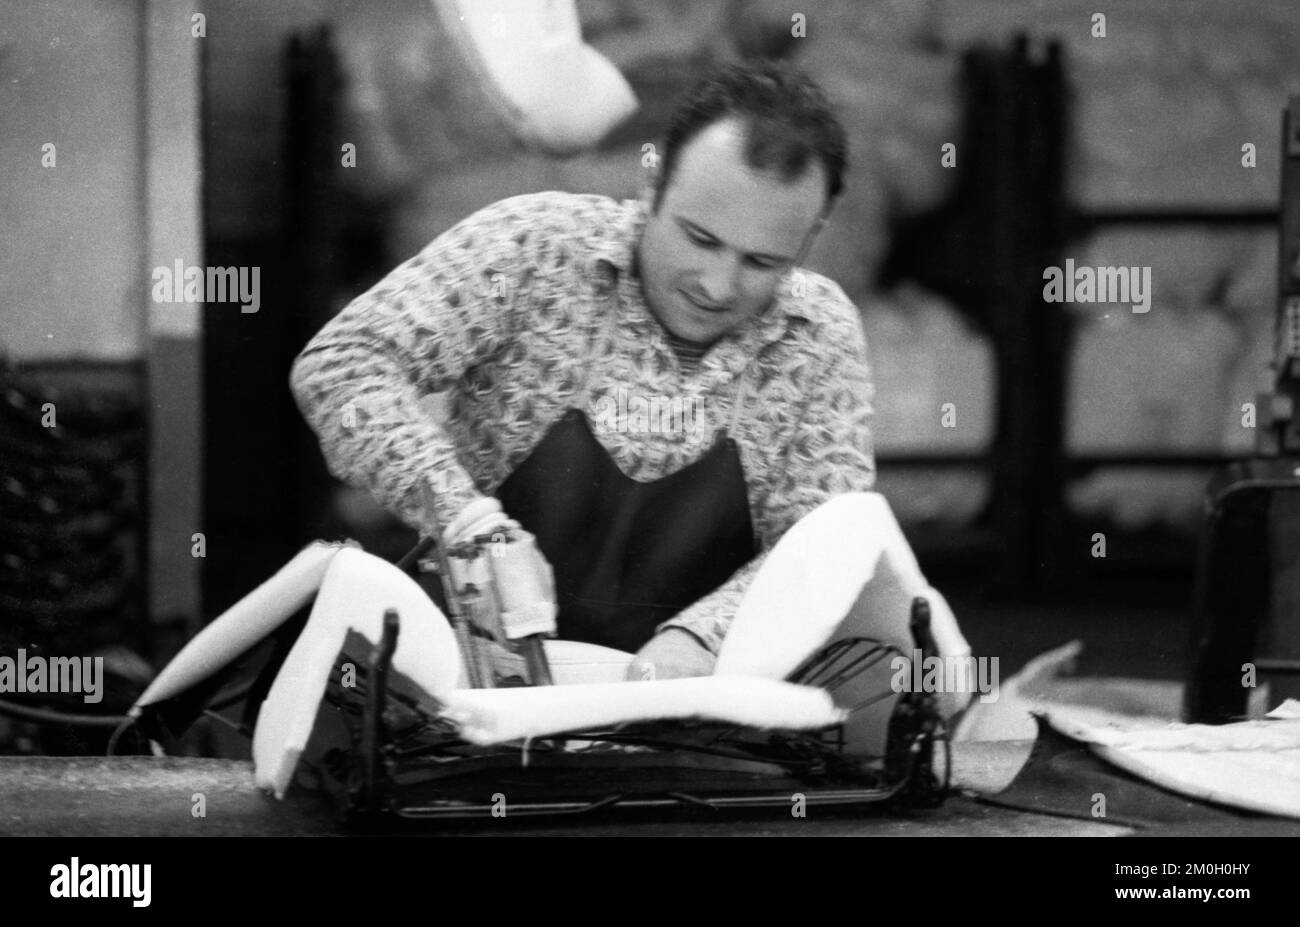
[746,257,779,270]
[685,229,717,247]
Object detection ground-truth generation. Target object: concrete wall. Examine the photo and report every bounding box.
[2,1,205,629]
[0,0,145,361]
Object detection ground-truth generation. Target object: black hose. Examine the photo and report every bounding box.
[0,697,129,727]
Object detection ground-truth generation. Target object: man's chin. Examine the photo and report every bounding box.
[669,305,734,343]
[666,319,717,343]
[644,288,728,344]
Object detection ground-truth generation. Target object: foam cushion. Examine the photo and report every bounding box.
[440,676,845,746]
[132,541,347,712]
[252,547,462,798]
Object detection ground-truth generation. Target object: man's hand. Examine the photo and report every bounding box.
[626,629,715,681]
[442,495,516,548]
[440,494,559,638]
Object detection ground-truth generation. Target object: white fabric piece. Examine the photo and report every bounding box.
[1043,707,1300,820]
[431,0,637,155]
[1048,709,1300,753]
[953,640,1085,743]
[131,541,349,713]
[439,676,845,746]
[252,548,463,798]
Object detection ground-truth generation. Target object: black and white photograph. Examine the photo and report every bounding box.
[0,0,1296,890]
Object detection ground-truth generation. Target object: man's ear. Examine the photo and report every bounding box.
[794,213,828,266]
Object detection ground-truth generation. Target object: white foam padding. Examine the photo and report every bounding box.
[431,0,637,155]
[252,547,462,798]
[439,676,845,746]
[488,639,634,686]
[716,492,970,681]
[132,541,347,711]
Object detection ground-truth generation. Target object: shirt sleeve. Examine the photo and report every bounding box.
[657,301,877,655]
[289,196,544,534]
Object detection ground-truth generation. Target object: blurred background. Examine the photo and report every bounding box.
[3,0,1299,752]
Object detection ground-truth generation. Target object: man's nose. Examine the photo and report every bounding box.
[697,251,740,306]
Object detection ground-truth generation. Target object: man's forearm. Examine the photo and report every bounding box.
[288,196,539,535]
[289,334,481,534]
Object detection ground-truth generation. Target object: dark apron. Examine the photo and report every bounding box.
[494,280,758,654]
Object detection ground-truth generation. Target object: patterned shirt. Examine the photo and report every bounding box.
[290,191,876,653]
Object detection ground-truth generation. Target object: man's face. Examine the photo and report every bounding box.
[637,118,828,345]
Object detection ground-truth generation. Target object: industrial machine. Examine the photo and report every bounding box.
[1186,97,1300,721]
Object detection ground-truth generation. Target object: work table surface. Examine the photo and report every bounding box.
[0,741,1133,836]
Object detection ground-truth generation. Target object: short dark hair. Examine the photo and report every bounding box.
[655,60,847,210]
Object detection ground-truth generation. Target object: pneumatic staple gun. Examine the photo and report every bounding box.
[410,485,556,690]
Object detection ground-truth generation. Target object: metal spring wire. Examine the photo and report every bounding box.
[788,637,908,716]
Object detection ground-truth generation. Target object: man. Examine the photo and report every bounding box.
[291,60,876,680]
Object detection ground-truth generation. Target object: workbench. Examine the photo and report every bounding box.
[0,740,1131,837]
